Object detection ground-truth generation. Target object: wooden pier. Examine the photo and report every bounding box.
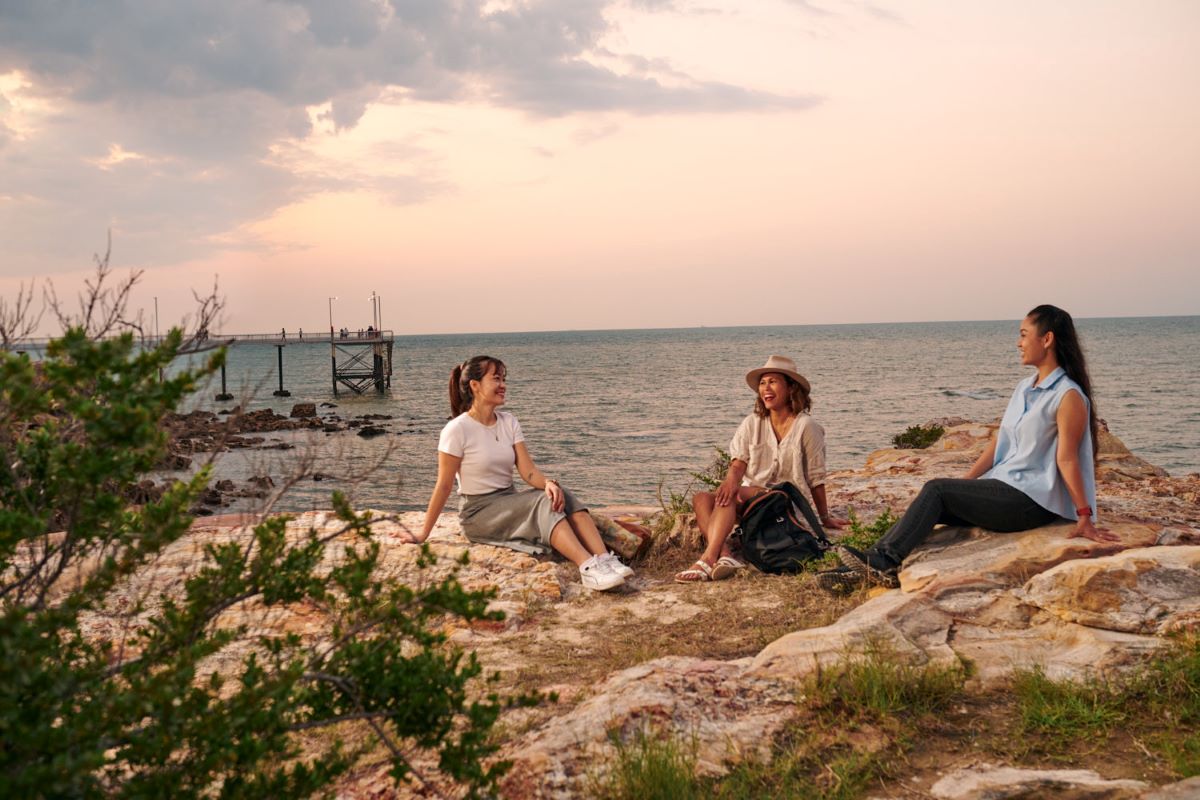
[209,330,395,398]
[5,329,396,399]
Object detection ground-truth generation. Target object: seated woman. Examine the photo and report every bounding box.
[406,355,632,592]
[819,304,1118,595]
[676,355,844,583]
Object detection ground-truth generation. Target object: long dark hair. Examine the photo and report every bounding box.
[449,355,506,417]
[1027,304,1098,460]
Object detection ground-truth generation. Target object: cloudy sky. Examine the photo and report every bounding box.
[2,0,1197,334]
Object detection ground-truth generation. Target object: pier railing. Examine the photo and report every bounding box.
[4,329,396,398]
[3,330,395,349]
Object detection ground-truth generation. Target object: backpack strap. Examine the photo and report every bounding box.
[770,481,830,545]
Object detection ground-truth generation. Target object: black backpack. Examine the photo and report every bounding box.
[735,482,831,574]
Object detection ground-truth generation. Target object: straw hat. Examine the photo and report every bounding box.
[745,355,811,394]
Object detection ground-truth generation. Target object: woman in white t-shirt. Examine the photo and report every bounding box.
[675,355,846,583]
[408,355,631,592]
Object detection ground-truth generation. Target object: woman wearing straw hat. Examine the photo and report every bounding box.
[675,355,845,583]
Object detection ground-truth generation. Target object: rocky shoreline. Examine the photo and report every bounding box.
[90,420,1200,797]
[145,403,427,513]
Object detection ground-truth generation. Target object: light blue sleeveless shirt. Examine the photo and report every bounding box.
[984,367,1097,520]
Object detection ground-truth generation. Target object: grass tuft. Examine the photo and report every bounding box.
[1012,667,1126,746]
[808,642,964,718]
[590,728,701,800]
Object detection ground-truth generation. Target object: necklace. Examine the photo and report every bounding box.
[470,410,500,441]
[770,414,796,443]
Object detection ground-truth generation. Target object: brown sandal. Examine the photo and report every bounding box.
[674,559,714,584]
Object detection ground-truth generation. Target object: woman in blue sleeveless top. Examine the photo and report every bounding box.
[819,304,1117,594]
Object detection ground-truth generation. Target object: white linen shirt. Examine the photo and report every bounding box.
[437,411,525,495]
[728,412,827,505]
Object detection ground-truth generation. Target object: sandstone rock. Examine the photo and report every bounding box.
[898,522,1159,596]
[667,512,703,550]
[500,656,796,798]
[1142,776,1200,799]
[1017,546,1200,635]
[1158,527,1200,546]
[929,764,1147,799]
[289,402,316,418]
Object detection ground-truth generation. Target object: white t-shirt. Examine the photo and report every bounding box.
[728,412,827,505]
[437,411,525,495]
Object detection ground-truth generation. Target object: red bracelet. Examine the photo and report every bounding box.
[1076,506,1093,517]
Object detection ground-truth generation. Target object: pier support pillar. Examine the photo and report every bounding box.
[331,341,339,397]
[215,362,234,401]
[272,344,291,397]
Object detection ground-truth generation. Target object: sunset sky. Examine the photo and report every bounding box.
[2,1,1197,334]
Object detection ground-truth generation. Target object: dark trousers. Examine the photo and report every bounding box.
[871,478,1059,567]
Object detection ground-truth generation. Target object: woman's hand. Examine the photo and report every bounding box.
[1067,517,1119,544]
[400,530,427,545]
[714,475,740,507]
[820,516,849,530]
[545,479,565,513]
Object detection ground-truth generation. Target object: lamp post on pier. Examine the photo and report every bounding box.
[328,296,338,338]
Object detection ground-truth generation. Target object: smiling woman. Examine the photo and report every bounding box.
[676,354,844,584]
[411,354,635,592]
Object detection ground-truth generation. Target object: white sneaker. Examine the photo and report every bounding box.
[580,555,625,591]
[600,552,634,579]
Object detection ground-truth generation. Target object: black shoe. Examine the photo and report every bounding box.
[816,566,865,596]
[834,545,900,589]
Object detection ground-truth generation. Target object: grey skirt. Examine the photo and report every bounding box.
[458,484,586,556]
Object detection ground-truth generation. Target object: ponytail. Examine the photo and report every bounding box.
[1027,304,1099,461]
[448,355,506,417]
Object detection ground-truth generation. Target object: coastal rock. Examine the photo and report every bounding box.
[500,656,796,798]
[1016,546,1200,635]
[289,402,316,418]
[357,425,387,438]
[928,764,1147,799]
[1142,777,1200,799]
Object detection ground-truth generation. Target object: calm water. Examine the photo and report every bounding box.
[180,316,1200,513]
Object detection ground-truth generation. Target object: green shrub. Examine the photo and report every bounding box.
[651,448,731,539]
[891,424,945,450]
[809,507,897,571]
[0,269,530,798]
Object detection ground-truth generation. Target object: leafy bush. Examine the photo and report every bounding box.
[0,268,529,798]
[809,507,897,571]
[651,448,731,539]
[891,424,944,450]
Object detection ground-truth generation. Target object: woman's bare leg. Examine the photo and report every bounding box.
[566,510,608,556]
[549,519,592,566]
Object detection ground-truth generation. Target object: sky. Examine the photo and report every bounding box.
[1,0,1198,335]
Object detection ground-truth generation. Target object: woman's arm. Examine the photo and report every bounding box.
[1057,390,1117,543]
[964,434,999,479]
[513,441,564,512]
[715,459,749,507]
[412,451,462,543]
[809,483,847,529]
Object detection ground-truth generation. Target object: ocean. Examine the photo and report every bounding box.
[180,316,1200,513]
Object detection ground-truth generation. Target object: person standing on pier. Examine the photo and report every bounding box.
[409,355,633,592]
